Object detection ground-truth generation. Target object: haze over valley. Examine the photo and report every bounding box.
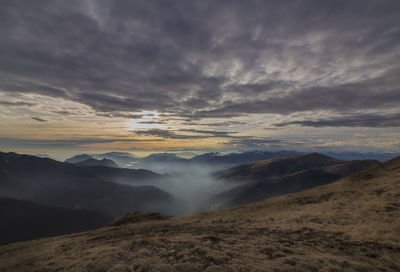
[0,149,396,245]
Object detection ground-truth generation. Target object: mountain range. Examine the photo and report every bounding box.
[1,155,398,271]
[0,152,186,218]
[74,158,119,168]
[0,150,396,247]
[65,150,305,172]
[213,154,379,207]
[66,150,399,172]
[66,152,139,167]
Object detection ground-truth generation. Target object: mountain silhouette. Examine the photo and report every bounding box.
[216,152,346,182]
[1,156,398,271]
[214,159,379,207]
[0,152,186,217]
[0,197,112,245]
[190,150,303,166]
[74,158,119,168]
[65,154,93,164]
[81,165,163,186]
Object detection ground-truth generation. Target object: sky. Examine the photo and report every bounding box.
[0,0,399,159]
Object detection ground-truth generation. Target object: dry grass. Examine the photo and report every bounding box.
[0,158,399,271]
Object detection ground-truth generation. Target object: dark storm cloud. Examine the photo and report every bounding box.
[134,128,237,139]
[178,129,238,137]
[198,121,246,127]
[0,137,165,149]
[137,120,167,125]
[96,111,148,119]
[274,113,400,128]
[52,110,82,116]
[32,117,47,122]
[134,129,188,139]
[195,66,400,116]
[0,100,34,107]
[0,0,399,126]
[225,137,307,150]
[229,138,286,146]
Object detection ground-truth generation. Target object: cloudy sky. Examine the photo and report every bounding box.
[0,0,399,158]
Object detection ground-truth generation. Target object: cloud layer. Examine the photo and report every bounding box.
[1,1,399,120]
[0,0,399,154]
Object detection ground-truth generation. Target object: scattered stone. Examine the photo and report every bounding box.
[204,240,212,247]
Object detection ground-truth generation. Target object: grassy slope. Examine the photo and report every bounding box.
[0,158,399,272]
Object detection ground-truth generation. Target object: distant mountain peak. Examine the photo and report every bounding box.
[74,158,119,168]
[146,153,182,158]
[300,152,338,161]
[65,154,93,164]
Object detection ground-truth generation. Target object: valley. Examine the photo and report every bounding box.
[0,155,399,271]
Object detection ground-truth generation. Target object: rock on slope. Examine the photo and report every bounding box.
[0,156,399,271]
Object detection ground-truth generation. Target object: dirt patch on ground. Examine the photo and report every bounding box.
[109,212,171,226]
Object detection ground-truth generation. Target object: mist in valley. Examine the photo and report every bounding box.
[111,162,238,215]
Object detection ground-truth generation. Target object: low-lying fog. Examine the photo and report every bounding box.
[114,162,237,215]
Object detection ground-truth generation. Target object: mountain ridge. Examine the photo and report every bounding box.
[74,158,119,168]
[215,152,345,182]
[0,151,186,217]
[1,156,398,271]
[214,159,379,208]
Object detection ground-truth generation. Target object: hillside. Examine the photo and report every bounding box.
[81,165,163,186]
[190,151,303,166]
[0,197,112,245]
[0,152,186,217]
[214,159,379,208]
[216,153,345,182]
[1,157,398,271]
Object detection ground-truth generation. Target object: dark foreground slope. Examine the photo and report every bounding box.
[1,157,399,271]
[0,198,112,245]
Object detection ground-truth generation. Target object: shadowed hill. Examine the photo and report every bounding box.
[0,152,186,217]
[0,157,398,271]
[81,165,163,186]
[0,197,112,245]
[216,153,345,182]
[134,153,189,173]
[190,150,303,166]
[214,159,379,207]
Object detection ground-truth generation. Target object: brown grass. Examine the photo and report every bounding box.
[1,158,399,271]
